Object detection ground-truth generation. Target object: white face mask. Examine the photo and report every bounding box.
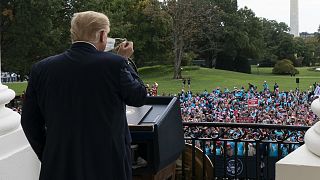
[105,37,116,52]
[104,37,127,52]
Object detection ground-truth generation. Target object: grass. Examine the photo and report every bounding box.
[4,82,27,96]
[141,65,320,95]
[4,65,320,96]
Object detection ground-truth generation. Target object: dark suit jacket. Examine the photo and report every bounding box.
[21,42,147,180]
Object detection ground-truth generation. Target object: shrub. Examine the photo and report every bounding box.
[215,53,251,74]
[234,55,251,74]
[272,59,299,75]
[215,52,234,71]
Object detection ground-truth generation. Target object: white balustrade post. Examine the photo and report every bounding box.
[304,98,320,156]
[276,98,320,180]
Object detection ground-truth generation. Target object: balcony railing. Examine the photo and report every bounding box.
[7,96,313,179]
[179,122,311,180]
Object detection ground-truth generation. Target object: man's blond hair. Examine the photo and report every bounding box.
[70,11,110,43]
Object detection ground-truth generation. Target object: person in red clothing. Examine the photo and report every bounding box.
[152,82,158,96]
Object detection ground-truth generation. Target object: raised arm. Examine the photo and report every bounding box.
[119,59,147,107]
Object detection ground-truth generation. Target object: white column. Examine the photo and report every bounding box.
[304,98,320,156]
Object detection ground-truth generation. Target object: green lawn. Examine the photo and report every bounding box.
[140,65,320,95]
[4,82,28,96]
[4,65,320,96]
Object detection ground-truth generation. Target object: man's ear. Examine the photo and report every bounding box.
[99,31,106,42]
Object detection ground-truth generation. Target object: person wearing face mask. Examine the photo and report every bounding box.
[109,39,139,74]
[21,11,147,180]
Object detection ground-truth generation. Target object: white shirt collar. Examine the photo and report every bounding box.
[73,41,97,50]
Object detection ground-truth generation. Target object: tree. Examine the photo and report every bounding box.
[1,0,14,73]
[234,7,263,73]
[272,59,298,75]
[3,0,175,74]
[192,0,224,68]
[126,0,173,66]
[2,0,67,75]
[164,0,223,78]
[259,19,280,66]
[164,0,198,79]
[259,19,297,66]
[292,37,317,66]
[234,55,251,73]
[277,34,295,60]
[215,51,233,70]
[213,0,238,70]
[215,6,263,73]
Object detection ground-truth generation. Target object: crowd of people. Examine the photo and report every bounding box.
[180,81,318,157]
[1,72,27,83]
[7,95,24,114]
[145,82,159,96]
[180,82,316,126]
[6,80,318,157]
[1,72,18,83]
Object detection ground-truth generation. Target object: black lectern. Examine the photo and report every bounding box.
[127,96,184,175]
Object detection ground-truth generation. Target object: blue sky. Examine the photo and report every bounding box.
[238,0,320,33]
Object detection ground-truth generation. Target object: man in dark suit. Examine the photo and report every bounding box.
[21,11,147,180]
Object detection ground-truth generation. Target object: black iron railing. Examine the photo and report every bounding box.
[179,122,311,180]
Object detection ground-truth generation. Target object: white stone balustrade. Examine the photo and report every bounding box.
[276,97,320,180]
[305,98,320,157]
[0,40,40,179]
[0,84,20,135]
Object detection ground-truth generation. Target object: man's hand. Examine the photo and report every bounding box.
[117,41,134,59]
